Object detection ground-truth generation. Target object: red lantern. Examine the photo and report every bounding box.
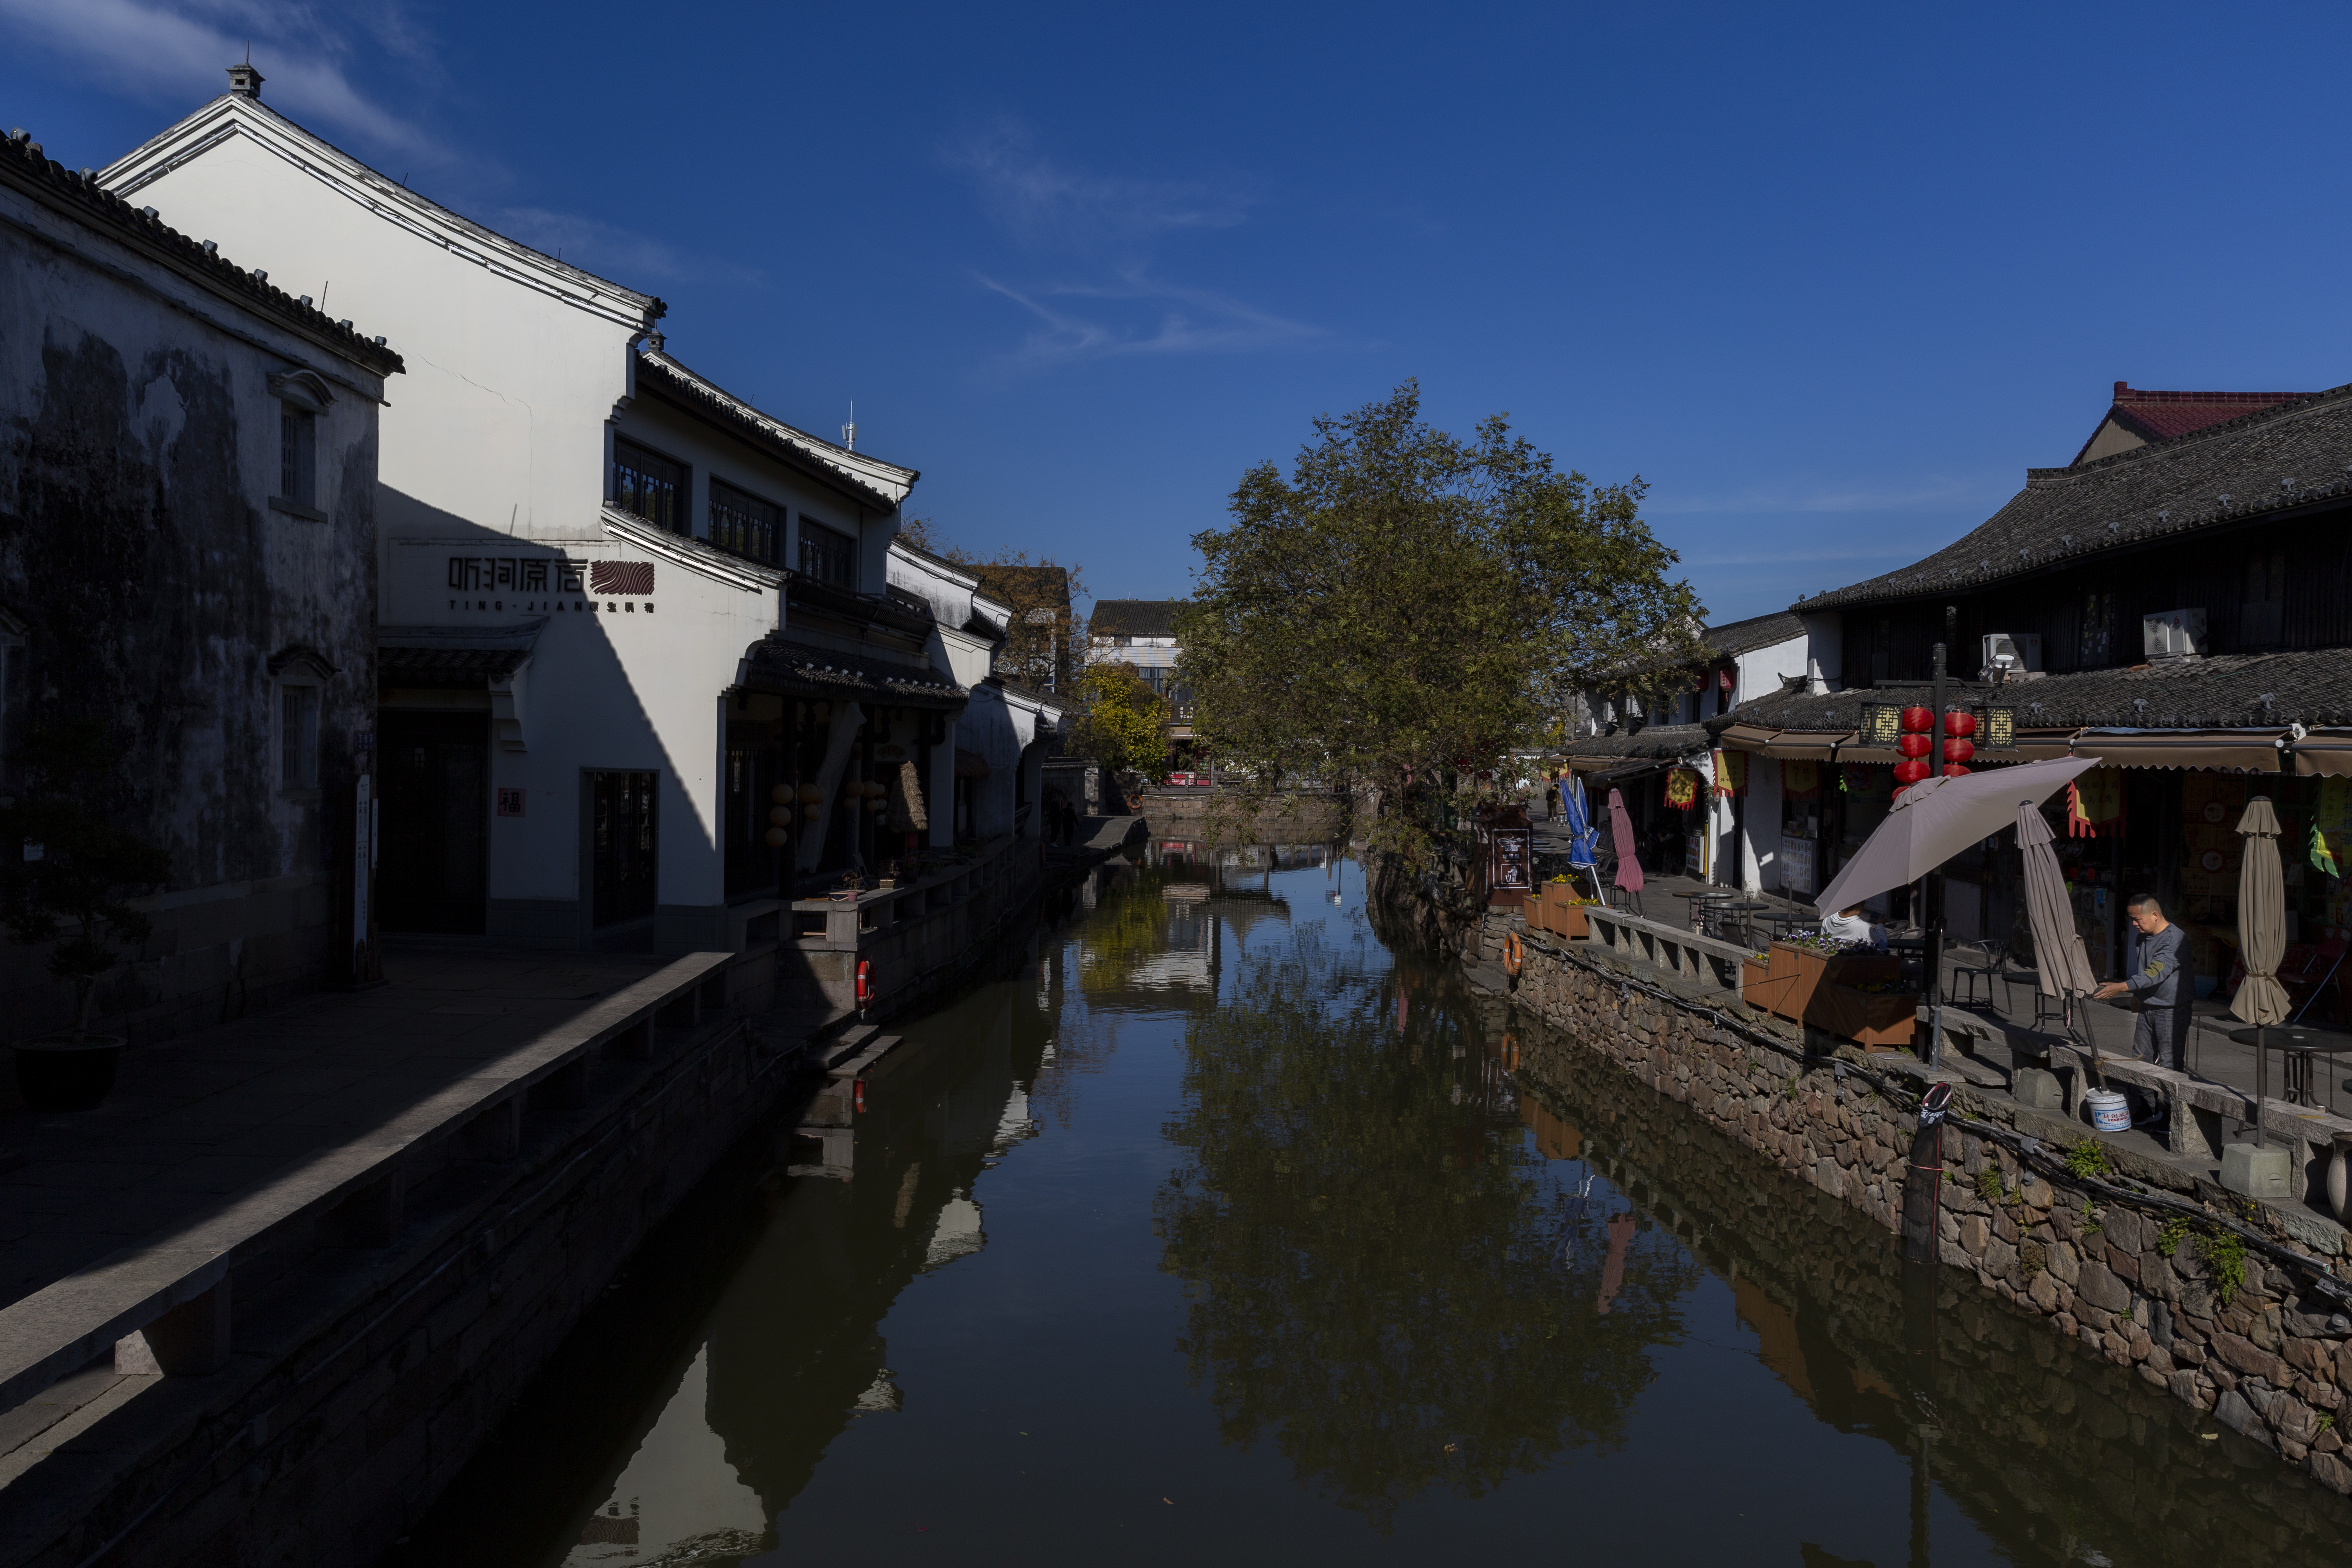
[1900,706,1934,733]
[1943,737,1975,764]
[1944,711,1978,738]
[1898,734,1933,759]
[1942,763,1971,778]
[1893,759,1932,784]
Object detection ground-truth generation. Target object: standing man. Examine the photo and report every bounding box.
[2093,893,2189,1129]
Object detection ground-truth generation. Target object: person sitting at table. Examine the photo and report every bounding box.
[1820,904,1888,950]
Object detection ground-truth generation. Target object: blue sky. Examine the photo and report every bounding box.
[8,2,2352,624]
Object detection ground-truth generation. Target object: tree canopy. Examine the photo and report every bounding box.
[1176,382,1702,860]
[1068,660,1169,783]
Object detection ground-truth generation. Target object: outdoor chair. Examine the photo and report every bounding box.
[1950,940,2006,1010]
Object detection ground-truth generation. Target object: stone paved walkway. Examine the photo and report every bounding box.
[0,946,674,1319]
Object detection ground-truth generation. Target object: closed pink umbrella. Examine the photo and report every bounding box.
[1606,788,1645,894]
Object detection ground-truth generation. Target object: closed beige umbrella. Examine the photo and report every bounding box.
[2230,797,2290,1029]
[2017,802,2098,1015]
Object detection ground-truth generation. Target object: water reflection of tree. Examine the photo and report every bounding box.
[1156,932,1700,1527]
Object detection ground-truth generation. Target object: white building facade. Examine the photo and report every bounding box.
[102,70,995,955]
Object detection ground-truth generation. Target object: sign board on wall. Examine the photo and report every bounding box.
[1490,827,1533,893]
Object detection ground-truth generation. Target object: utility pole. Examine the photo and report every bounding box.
[1923,605,1956,1068]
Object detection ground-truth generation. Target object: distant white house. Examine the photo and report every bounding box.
[102,66,995,954]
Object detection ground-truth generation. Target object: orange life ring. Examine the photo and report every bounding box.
[855,959,875,1010]
[1502,931,1524,977]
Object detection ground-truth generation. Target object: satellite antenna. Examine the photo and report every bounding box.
[841,400,856,452]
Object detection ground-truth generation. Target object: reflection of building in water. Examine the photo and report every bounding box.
[1519,1096,1583,1161]
[697,975,1052,1520]
[563,1347,765,1568]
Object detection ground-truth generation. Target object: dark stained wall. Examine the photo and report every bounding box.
[0,179,383,1044]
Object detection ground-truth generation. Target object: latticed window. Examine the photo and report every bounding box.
[613,438,686,532]
[799,518,857,588]
[709,479,781,564]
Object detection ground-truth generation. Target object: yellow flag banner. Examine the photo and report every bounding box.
[1782,758,1822,800]
[2067,768,2123,837]
[1712,749,1746,797]
[1664,767,1702,810]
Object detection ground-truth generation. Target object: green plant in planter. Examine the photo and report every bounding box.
[0,722,173,1040]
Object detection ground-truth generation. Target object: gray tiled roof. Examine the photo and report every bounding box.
[1716,646,2352,733]
[1702,610,1806,657]
[1800,381,2352,612]
[1091,599,1187,639]
[1562,722,1712,761]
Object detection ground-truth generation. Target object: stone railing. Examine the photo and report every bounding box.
[0,951,735,1421]
[1577,906,1750,1002]
[786,832,1036,1014]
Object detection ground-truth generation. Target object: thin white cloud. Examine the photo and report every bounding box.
[0,0,443,160]
[948,119,1250,255]
[492,206,762,289]
[979,271,1325,368]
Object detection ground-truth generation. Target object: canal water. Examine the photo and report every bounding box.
[398,844,2352,1567]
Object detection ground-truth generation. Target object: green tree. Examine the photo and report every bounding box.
[1069,660,1169,783]
[0,721,174,1038]
[1178,381,1702,867]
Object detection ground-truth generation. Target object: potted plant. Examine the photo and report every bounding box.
[2,722,173,1111]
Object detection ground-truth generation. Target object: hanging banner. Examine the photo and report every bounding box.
[1782,757,1822,801]
[2067,768,2124,837]
[1664,767,1702,810]
[1711,748,1746,797]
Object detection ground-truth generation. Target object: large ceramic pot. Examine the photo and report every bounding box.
[10,1035,127,1113]
[2330,1132,2352,1225]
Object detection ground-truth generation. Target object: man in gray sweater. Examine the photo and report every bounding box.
[2094,893,2189,1128]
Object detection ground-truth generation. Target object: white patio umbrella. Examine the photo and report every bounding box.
[1814,755,2102,918]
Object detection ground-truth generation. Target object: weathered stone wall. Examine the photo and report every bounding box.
[1479,915,2352,1496]
[1134,788,1348,843]
[1493,996,2352,1556]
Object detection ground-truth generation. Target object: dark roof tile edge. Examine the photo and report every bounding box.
[3,129,403,376]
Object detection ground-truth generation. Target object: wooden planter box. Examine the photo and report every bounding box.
[1741,956,1772,1008]
[1527,885,1591,938]
[1813,984,1922,1049]
[1752,942,1904,1031]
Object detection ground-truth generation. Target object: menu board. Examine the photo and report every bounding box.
[1778,834,1816,897]
[1490,827,1532,892]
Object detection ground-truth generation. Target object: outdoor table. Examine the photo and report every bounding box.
[2226,1025,2352,1136]
[1721,900,1772,950]
[1687,891,1737,936]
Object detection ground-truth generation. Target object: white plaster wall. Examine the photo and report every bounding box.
[1744,760,1782,894]
[386,522,780,911]
[1733,634,1811,704]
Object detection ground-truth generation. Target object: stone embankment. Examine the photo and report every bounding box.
[1492,1002,2352,1557]
[1473,912,2352,1494]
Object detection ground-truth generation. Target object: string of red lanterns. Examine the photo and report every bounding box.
[1892,708,1975,799]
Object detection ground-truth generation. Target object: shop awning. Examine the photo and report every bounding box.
[2069,730,2288,771]
[378,620,543,687]
[1716,723,1780,752]
[741,637,967,711]
[2291,732,2352,777]
[954,747,991,779]
[1759,730,1850,760]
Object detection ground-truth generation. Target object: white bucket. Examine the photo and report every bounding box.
[2085,1089,2130,1133]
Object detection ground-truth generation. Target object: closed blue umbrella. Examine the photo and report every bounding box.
[1561,773,1600,868]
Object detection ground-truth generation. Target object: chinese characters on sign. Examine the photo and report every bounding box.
[497,788,526,818]
[443,555,656,616]
[1858,703,1903,748]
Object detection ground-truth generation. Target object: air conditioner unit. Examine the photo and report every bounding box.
[1980,633,2043,679]
[2143,608,2208,662]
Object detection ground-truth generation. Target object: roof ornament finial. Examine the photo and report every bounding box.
[842,400,856,452]
[226,57,264,99]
